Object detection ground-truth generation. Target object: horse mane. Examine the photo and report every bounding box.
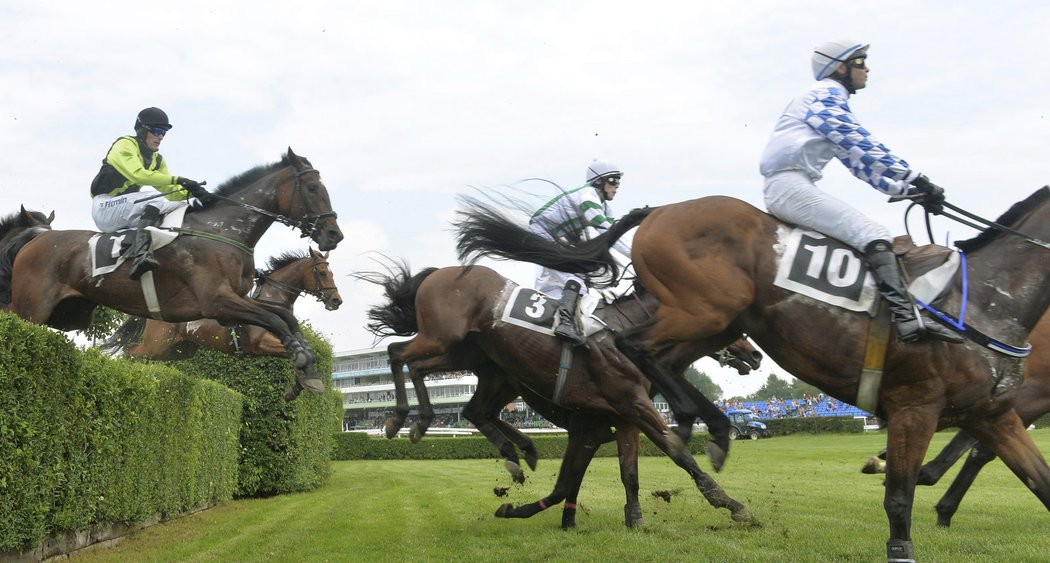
[954,186,1050,253]
[212,151,313,198]
[265,249,310,273]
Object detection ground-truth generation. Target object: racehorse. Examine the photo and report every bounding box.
[454,190,1050,561]
[0,149,343,392]
[362,263,755,529]
[0,206,54,304]
[861,310,1050,528]
[101,249,341,388]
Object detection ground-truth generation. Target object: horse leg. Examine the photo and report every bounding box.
[408,370,435,444]
[932,443,997,527]
[882,406,939,563]
[615,424,643,528]
[964,410,1050,513]
[463,374,535,483]
[496,421,610,529]
[916,430,979,486]
[615,324,704,441]
[384,340,414,439]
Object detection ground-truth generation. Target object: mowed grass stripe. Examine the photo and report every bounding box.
[71,430,1050,562]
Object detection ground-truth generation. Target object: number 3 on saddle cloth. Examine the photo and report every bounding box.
[499,284,607,339]
[773,228,960,315]
[88,206,188,277]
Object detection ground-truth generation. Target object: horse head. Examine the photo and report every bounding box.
[278,148,343,251]
[307,249,342,311]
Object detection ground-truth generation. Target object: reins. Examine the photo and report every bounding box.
[903,196,1050,250]
[199,166,337,240]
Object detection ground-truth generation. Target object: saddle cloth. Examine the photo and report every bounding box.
[773,227,959,315]
[498,282,607,339]
[88,206,187,277]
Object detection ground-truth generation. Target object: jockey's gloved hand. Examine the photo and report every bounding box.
[908,174,945,214]
[176,177,212,203]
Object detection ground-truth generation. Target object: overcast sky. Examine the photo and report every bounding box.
[3,1,1049,397]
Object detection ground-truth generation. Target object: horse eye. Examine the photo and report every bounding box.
[307,183,318,193]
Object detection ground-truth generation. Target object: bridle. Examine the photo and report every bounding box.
[203,165,338,240]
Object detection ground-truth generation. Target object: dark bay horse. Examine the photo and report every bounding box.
[1,149,343,391]
[101,248,341,393]
[363,263,754,529]
[862,310,1050,527]
[0,206,54,304]
[455,190,1050,561]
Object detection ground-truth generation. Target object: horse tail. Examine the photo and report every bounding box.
[99,316,148,355]
[359,261,440,338]
[0,226,49,306]
[454,196,655,288]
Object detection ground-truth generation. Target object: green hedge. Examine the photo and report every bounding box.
[0,312,241,552]
[762,416,865,435]
[331,431,710,461]
[172,327,342,497]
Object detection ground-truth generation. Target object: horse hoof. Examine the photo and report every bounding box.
[495,503,514,518]
[730,506,754,523]
[524,448,539,471]
[283,382,303,401]
[384,418,401,440]
[505,460,525,484]
[624,502,643,528]
[296,374,326,394]
[861,456,885,474]
[409,424,425,444]
[705,441,727,472]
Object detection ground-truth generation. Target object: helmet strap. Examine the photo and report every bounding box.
[831,65,857,95]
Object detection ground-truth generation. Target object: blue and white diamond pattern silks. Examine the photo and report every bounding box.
[804,86,911,194]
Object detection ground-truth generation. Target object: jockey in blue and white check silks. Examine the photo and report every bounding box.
[759,77,920,251]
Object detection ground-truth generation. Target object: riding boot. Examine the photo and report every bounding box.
[864,240,964,344]
[128,205,162,281]
[554,279,585,345]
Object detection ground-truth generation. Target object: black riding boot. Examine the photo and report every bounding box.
[554,279,585,345]
[128,205,162,281]
[864,240,964,344]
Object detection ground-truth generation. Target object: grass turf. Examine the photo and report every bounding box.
[71,430,1050,562]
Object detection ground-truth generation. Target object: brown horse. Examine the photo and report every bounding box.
[362,263,754,529]
[102,248,341,360]
[455,190,1050,561]
[862,310,1050,527]
[0,206,54,305]
[1,149,343,392]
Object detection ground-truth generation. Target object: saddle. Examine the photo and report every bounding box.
[892,235,960,306]
[88,206,187,277]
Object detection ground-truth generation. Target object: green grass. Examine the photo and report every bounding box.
[71,430,1050,562]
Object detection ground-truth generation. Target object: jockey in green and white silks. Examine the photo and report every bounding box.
[528,160,632,298]
[759,40,962,344]
[528,159,632,345]
[89,107,210,280]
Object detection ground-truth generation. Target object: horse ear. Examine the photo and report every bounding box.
[322,251,329,259]
[287,146,298,162]
[47,211,55,224]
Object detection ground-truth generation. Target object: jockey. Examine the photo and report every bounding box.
[759,40,962,344]
[89,107,211,280]
[528,159,632,345]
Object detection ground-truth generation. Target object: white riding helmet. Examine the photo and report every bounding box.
[586,159,622,184]
[812,40,869,80]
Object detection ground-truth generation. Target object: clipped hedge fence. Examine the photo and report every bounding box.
[0,312,242,554]
[331,431,711,461]
[172,327,343,497]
